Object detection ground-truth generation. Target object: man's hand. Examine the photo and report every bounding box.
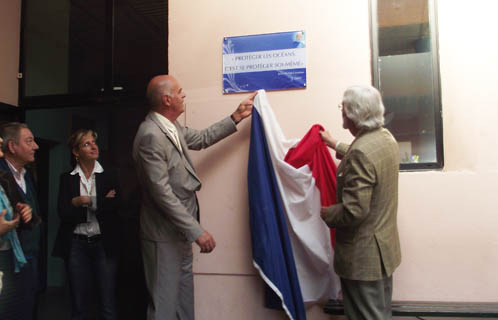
[0,209,20,236]
[195,231,216,253]
[231,92,257,124]
[16,203,32,223]
[320,130,338,150]
[320,206,328,220]
[72,196,92,207]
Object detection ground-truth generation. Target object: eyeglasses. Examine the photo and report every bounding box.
[338,103,343,110]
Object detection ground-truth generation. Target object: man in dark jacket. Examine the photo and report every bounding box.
[0,122,42,320]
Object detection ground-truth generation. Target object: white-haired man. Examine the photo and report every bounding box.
[320,85,401,319]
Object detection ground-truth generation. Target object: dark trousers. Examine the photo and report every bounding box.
[67,237,118,320]
[340,275,393,320]
[0,250,23,320]
[19,255,41,320]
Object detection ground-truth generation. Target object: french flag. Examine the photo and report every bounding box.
[248,90,341,320]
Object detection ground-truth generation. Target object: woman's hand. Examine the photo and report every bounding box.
[105,189,116,198]
[72,196,92,207]
[0,209,20,235]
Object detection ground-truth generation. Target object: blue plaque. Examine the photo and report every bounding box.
[223,31,306,93]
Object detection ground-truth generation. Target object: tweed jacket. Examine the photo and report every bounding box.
[132,112,237,243]
[322,127,401,281]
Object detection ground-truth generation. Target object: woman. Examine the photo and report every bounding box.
[0,136,33,318]
[52,129,120,320]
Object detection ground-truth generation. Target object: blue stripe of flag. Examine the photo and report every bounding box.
[248,107,306,320]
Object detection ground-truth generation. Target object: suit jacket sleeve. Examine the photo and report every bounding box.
[96,168,120,215]
[182,117,237,150]
[135,131,205,242]
[57,173,87,225]
[335,142,350,160]
[322,149,376,227]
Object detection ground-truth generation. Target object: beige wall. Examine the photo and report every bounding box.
[0,0,21,106]
[169,0,498,318]
[170,1,369,319]
[395,1,498,302]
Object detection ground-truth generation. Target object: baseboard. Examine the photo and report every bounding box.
[324,300,498,318]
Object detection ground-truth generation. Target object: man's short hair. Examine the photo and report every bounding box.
[0,122,29,153]
[342,85,385,131]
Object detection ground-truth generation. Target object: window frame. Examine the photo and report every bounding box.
[369,0,444,170]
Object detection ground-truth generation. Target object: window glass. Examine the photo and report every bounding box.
[21,0,168,103]
[23,0,105,97]
[113,0,168,95]
[372,0,443,168]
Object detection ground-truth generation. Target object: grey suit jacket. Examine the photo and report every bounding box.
[322,127,401,281]
[132,112,237,243]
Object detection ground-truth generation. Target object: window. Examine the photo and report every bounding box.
[370,0,443,169]
[20,0,168,107]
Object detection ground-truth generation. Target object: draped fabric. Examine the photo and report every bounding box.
[284,124,338,247]
[248,90,341,320]
[248,99,306,320]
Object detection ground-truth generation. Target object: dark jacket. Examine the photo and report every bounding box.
[0,160,42,228]
[0,159,42,255]
[52,167,121,259]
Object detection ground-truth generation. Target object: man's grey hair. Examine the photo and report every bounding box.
[146,78,173,110]
[0,122,29,153]
[342,85,385,131]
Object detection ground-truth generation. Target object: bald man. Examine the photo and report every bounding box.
[133,75,255,320]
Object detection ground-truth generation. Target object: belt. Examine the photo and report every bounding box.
[73,234,102,243]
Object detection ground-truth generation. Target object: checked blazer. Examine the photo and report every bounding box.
[322,127,401,281]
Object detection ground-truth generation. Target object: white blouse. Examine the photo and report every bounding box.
[71,161,103,237]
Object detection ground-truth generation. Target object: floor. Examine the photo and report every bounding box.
[36,289,496,320]
[37,287,71,319]
[37,284,148,320]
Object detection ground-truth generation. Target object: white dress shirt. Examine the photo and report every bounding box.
[152,112,183,152]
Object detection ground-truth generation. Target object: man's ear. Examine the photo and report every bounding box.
[161,94,170,107]
[7,140,16,155]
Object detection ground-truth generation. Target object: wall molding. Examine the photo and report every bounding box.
[324,300,498,318]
